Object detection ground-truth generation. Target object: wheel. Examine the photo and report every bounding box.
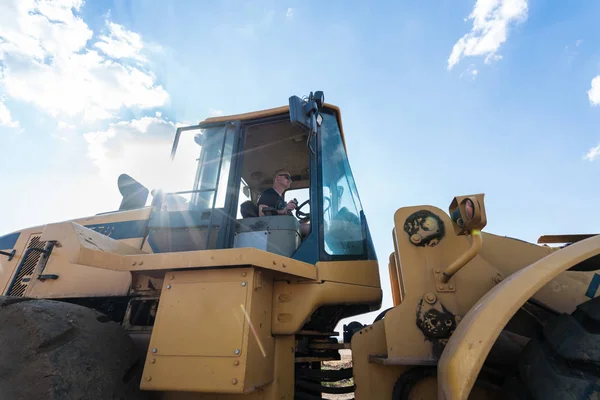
[294,196,331,222]
[392,366,437,399]
[295,199,311,221]
[0,297,148,400]
[517,295,600,399]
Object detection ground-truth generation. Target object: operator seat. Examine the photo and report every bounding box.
[240,200,258,218]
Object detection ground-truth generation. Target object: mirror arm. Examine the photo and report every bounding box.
[307,125,316,155]
[440,231,483,283]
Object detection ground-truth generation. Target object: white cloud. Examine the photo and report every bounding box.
[584,144,600,162]
[588,76,600,106]
[576,39,583,47]
[51,133,68,142]
[94,21,146,62]
[83,116,199,194]
[209,108,224,117]
[286,8,295,17]
[447,0,528,70]
[58,120,75,129]
[0,99,19,128]
[461,64,479,80]
[0,0,90,61]
[0,0,168,123]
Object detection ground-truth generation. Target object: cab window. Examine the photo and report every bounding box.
[320,111,366,256]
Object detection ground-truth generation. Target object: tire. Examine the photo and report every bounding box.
[518,295,600,399]
[392,366,436,400]
[0,297,148,400]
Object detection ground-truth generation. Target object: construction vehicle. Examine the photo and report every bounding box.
[1,91,599,400]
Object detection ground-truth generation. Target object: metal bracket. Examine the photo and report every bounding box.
[36,241,57,278]
[0,249,16,261]
[37,274,59,281]
[433,269,456,292]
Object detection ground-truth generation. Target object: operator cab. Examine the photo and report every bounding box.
[145,92,376,264]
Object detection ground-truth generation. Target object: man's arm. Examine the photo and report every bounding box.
[258,204,271,216]
[257,190,295,216]
[257,190,277,217]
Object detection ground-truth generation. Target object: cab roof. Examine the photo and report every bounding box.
[200,103,347,150]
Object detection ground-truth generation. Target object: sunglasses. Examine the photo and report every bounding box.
[278,174,292,181]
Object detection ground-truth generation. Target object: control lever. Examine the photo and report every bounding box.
[287,198,299,215]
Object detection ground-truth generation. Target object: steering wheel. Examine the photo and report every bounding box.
[295,200,310,222]
[294,196,331,222]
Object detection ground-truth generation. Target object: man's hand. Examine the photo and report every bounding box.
[279,201,297,214]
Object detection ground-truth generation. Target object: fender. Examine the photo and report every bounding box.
[437,234,600,400]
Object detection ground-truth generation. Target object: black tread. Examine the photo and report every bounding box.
[519,296,600,400]
[544,314,600,365]
[0,297,149,400]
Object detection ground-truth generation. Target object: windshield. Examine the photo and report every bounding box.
[166,124,235,211]
[320,110,366,256]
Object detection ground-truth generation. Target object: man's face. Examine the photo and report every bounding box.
[276,171,292,189]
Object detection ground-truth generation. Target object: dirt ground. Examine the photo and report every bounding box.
[321,350,354,400]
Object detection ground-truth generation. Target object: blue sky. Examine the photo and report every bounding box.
[2,0,600,325]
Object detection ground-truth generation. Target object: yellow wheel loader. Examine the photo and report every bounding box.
[0,91,599,399]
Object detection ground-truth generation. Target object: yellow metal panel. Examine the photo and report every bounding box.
[437,234,600,400]
[1,208,149,295]
[155,336,294,400]
[351,321,406,400]
[272,281,382,335]
[143,356,247,393]
[0,226,62,294]
[316,260,381,287]
[391,228,406,302]
[532,269,600,314]
[201,103,347,150]
[19,221,140,298]
[40,222,146,261]
[202,106,289,124]
[150,282,246,357]
[27,261,132,298]
[382,293,436,360]
[142,268,275,394]
[242,270,275,392]
[71,245,316,280]
[476,231,596,313]
[0,224,132,298]
[477,231,554,276]
[388,253,401,306]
